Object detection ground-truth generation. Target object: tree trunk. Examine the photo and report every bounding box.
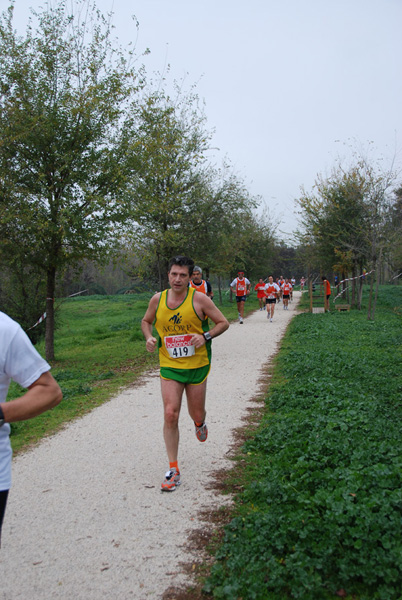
[218,275,222,305]
[45,267,56,360]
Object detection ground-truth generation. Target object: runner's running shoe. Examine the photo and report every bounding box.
[195,422,208,442]
[161,468,181,492]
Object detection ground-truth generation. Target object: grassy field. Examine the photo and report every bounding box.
[7,290,256,453]
[7,285,402,598]
[203,285,402,600]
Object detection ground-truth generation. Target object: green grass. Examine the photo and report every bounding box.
[7,291,256,453]
[203,285,402,600]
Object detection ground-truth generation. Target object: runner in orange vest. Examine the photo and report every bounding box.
[282,278,292,310]
[230,271,251,324]
[254,278,266,310]
[190,266,213,299]
[264,276,280,322]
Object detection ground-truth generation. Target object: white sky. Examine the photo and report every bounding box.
[6,0,402,240]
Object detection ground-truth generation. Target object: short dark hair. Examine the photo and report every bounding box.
[168,255,194,276]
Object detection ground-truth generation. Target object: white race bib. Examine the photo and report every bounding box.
[164,334,195,359]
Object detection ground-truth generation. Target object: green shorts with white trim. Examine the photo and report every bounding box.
[160,363,210,385]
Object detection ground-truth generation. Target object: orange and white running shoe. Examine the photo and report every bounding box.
[195,422,208,442]
[161,468,181,492]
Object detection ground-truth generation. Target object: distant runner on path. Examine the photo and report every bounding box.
[190,265,213,299]
[141,256,229,492]
[264,276,280,322]
[254,278,266,311]
[230,271,251,324]
[282,278,292,310]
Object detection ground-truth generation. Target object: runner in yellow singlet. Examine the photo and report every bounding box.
[141,256,229,492]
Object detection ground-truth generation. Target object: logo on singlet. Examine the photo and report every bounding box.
[169,313,182,325]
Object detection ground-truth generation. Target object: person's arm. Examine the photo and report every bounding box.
[1,371,62,423]
[206,281,213,298]
[141,294,160,352]
[191,294,229,348]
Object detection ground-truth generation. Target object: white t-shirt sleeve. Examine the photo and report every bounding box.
[0,318,51,491]
[4,328,50,389]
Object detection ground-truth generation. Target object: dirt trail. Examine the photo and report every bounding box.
[0,294,300,599]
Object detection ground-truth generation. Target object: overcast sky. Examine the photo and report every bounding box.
[8,0,402,239]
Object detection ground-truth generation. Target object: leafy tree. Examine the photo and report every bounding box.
[123,88,263,293]
[0,263,46,344]
[0,1,141,358]
[182,166,261,280]
[296,158,399,314]
[123,87,212,290]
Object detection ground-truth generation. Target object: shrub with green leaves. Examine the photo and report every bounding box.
[205,286,402,600]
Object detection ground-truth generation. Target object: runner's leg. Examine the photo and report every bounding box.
[186,380,207,425]
[160,378,185,463]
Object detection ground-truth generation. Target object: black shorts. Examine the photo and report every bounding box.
[266,298,276,304]
[283,294,289,299]
[236,295,247,303]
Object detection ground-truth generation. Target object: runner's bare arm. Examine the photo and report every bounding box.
[1,371,62,423]
[190,293,229,347]
[141,294,160,352]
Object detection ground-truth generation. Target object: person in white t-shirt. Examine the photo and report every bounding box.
[230,271,251,324]
[0,312,62,546]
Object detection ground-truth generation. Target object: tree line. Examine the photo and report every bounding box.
[0,0,298,358]
[295,153,401,318]
[1,1,400,359]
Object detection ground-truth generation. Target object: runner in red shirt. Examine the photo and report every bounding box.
[282,278,292,310]
[322,276,331,312]
[254,278,266,310]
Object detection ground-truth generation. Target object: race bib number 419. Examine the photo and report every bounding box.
[164,334,195,359]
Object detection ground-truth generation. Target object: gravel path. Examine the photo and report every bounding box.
[0,294,300,599]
